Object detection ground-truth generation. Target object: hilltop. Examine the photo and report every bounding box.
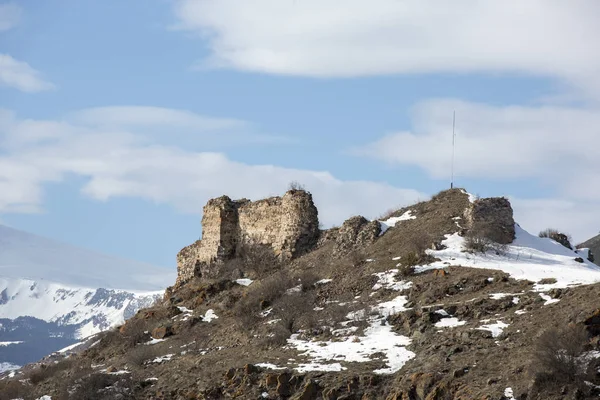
[3,188,600,400]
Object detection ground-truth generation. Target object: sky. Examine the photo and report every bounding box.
[1,0,600,269]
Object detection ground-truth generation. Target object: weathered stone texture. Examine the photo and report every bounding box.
[333,216,381,256]
[176,190,319,285]
[464,197,516,244]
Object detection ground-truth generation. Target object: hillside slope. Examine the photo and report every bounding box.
[4,189,600,400]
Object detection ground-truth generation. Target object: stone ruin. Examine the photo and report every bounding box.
[463,196,516,244]
[176,189,319,286]
[175,188,517,286]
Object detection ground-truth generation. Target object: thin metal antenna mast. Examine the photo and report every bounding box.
[451,110,456,189]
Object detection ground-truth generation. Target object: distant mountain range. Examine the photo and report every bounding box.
[0,224,175,372]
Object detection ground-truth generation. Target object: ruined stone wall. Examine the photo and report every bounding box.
[464,197,516,244]
[176,190,319,285]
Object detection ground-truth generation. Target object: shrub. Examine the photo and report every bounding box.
[0,380,33,399]
[27,358,74,384]
[292,269,319,292]
[233,240,281,278]
[126,344,161,366]
[260,322,293,349]
[272,292,316,332]
[233,271,293,328]
[288,180,305,191]
[539,229,573,250]
[464,222,507,255]
[529,324,590,390]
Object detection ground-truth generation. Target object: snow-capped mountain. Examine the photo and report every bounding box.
[0,224,175,371]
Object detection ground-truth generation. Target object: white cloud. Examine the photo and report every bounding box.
[511,197,600,246]
[0,54,55,92]
[0,107,424,227]
[172,0,600,98]
[0,2,21,31]
[356,99,600,197]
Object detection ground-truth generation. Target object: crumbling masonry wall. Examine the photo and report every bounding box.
[176,190,319,286]
[464,197,516,244]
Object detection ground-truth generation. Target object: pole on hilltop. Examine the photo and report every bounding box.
[451,110,456,189]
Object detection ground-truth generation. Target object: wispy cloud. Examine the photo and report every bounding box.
[0,54,56,92]
[0,107,424,226]
[0,2,21,32]
[0,4,55,93]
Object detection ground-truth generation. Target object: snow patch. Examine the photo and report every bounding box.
[287,295,414,374]
[435,318,466,328]
[379,211,416,235]
[416,225,600,289]
[372,270,413,292]
[539,293,560,305]
[150,354,174,363]
[202,309,218,322]
[477,321,509,338]
[235,278,253,286]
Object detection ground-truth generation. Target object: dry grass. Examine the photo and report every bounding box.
[529,324,590,391]
[27,358,75,384]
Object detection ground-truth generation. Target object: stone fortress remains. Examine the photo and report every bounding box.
[176,189,320,286]
[175,188,515,286]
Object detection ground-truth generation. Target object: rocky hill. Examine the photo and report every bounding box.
[3,188,600,400]
[578,233,600,266]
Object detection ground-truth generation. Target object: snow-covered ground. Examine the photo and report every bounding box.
[417,224,600,289]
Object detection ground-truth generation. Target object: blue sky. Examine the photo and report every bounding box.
[1,1,600,269]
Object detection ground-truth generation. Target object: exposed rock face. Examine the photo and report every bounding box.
[333,216,381,256]
[578,234,600,266]
[176,190,319,285]
[464,197,516,244]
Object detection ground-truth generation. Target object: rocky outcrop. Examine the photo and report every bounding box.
[464,197,515,244]
[578,234,600,266]
[333,216,381,256]
[176,190,319,285]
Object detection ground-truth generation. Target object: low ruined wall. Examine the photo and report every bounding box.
[464,197,516,244]
[176,190,319,285]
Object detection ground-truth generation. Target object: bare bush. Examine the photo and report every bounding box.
[321,302,353,326]
[0,380,33,399]
[260,322,293,349]
[464,223,508,255]
[539,228,573,250]
[27,358,75,384]
[272,292,316,332]
[126,344,161,367]
[233,240,281,278]
[293,269,319,292]
[529,324,590,390]
[288,180,305,191]
[233,271,293,328]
